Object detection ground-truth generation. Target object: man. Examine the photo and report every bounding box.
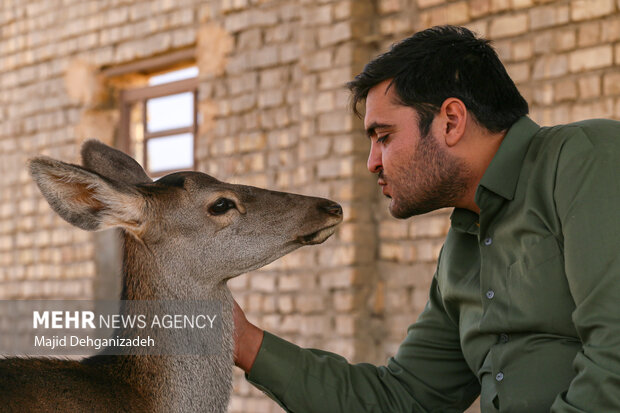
[233,25,620,412]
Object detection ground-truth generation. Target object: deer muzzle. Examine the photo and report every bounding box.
[297,201,343,245]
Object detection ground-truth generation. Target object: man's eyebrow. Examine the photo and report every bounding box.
[365,122,392,138]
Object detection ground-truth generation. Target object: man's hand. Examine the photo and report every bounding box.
[233,298,264,374]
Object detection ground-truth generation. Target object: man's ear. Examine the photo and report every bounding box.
[29,156,145,233]
[81,139,152,185]
[440,98,467,147]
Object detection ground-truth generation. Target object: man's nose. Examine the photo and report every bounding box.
[367,142,382,174]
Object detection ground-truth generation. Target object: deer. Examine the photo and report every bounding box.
[0,140,343,412]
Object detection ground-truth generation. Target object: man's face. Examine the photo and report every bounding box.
[365,80,469,218]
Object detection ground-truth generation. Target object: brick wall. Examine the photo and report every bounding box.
[1,0,619,412]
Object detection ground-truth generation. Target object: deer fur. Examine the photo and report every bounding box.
[0,140,343,412]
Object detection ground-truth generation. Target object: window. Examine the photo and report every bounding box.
[119,66,198,177]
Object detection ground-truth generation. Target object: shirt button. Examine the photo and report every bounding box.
[499,333,509,343]
[496,372,504,382]
[484,237,493,246]
[486,289,495,299]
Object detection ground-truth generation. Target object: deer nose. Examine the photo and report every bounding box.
[321,202,343,217]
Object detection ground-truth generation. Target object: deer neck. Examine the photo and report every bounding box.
[120,232,228,300]
[103,232,235,412]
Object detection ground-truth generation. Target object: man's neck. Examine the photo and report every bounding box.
[457,128,507,214]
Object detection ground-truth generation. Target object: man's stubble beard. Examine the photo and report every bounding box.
[388,131,470,219]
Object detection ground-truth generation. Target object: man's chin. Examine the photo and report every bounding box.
[388,200,410,220]
[389,199,431,219]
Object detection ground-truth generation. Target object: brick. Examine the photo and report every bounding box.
[249,45,279,69]
[250,8,278,27]
[378,0,402,14]
[221,0,249,13]
[277,295,295,313]
[295,294,324,313]
[379,16,411,36]
[491,0,511,12]
[303,49,333,71]
[532,55,568,80]
[489,13,528,38]
[259,67,287,88]
[603,73,620,95]
[417,0,444,7]
[279,274,303,291]
[601,16,620,41]
[379,220,409,239]
[577,22,601,47]
[318,111,353,134]
[506,62,530,83]
[265,23,293,43]
[569,45,613,72]
[571,0,615,21]
[319,268,358,289]
[260,314,282,332]
[239,132,266,152]
[316,91,335,113]
[533,83,554,105]
[533,31,553,55]
[318,21,352,47]
[529,6,561,30]
[237,28,262,50]
[555,29,576,51]
[421,2,470,27]
[571,99,615,120]
[512,40,533,60]
[578,75,601,99]
[318,244,357,266]
[554,79,577,102]
[258,89,283,108]
[304,4,332,25]
[280,42,300,63]
[409,215,451,238]
[465,20,488,37]
[416,240,444,262]
[301,315,329,336]
[250,274,276,292]
[470,0,491,18]
[511,0,533,8]
[385,288,411,311]
[332,290,358,311]
[224,11,251,33]
[299,137,331,160]
[334,1,358,20]
[335,315,355,336]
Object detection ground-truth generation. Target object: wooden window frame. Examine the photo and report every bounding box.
[114,50,199,177]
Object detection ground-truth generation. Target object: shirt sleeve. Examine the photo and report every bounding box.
[551,123,620,411]
[246,269,480,413]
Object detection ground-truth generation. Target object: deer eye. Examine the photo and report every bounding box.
[209,198,236,215]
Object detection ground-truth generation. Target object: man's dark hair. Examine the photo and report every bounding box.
[347,25,529,135]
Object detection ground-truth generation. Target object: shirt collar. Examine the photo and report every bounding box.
[475,116,540,203]
[450,208,480,235]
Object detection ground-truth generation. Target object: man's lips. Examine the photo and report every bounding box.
[378,179,390,197]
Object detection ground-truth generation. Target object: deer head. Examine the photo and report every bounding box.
[29,140,343,298]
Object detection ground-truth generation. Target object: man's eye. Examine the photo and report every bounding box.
[209,198,236,215]
[377,134,390,143]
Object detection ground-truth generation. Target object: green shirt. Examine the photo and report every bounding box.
[247,116,620,412]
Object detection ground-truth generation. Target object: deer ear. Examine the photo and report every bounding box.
[81,139,152,185]
[29,156,145,233]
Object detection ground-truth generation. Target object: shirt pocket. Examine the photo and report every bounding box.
[506,235,576,333]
